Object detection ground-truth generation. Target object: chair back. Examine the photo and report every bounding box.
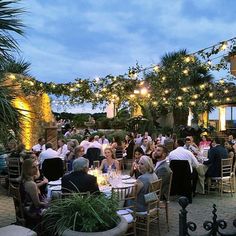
[169,160,192,202]
[147,179,162,211]
[86,148,101,167]
[221,158,233,178]
[9,183,25,226]
[8,158,21,179]
[61,191,90,199]
[112,185,137,210]
[166,171,173,202]
[42,158,64,181]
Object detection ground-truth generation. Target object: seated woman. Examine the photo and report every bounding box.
[20,159,48,223]
[199,135,211,150]
[100,147,119,173]
[130,147,144,179]
[135,155,158,212]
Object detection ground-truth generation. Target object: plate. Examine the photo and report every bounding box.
[48,179,61,186]
[121,175,131,180]
[122,179,136,184]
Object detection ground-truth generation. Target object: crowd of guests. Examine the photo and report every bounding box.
[0,131,236,231]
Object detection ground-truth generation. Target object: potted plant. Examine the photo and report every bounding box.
[42,193,128,236]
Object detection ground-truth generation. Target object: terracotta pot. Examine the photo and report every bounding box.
[229,55,236,76]
[62,215,128,236]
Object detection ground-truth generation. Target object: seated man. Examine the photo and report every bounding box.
[204,137,228,177]
[153,145,172,200]
[62,157,100,194]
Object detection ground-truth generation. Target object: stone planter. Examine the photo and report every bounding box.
[62,216,128,236]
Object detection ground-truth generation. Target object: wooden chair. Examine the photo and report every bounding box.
[112,185,137,236]
[207,158,234,196]
[136,179,162,236]
[231,163,236,193]
[8,158,21,194]
[9,183,25,226]
[116,157,125,170]
[160,171,173,232]
[61,191,90,199]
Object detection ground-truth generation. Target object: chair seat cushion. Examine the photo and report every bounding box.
[136,207,158,216]
[116,209,134,223]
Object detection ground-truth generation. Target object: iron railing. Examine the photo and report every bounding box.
[178,196,236,236]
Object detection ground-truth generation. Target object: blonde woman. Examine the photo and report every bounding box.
[100,147,120,173]
[20,159,48,220]
[135,155,158,212]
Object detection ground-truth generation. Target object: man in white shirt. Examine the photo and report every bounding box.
[168,139,199,173]
[57,139,69,159]
[80,135,91,154]
[39,143,59,168]
[32,138,46,153]
[98,134,109,145]
[168,139,199,196]
[88,135,102,150]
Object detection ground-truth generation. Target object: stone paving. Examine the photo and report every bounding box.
[0,183,235,235]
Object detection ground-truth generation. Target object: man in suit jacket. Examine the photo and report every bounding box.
[153,145,172,200]
[204,137,228,177]
[62,157,100,194]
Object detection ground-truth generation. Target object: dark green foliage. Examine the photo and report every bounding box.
[43,194,119,235]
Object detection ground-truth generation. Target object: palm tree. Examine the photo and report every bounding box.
[0,0,24,62]
[0,0,25,143]
[145,49,214,128]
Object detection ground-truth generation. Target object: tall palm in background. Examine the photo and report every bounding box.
[0,0,25,143]
[145,49,214,129]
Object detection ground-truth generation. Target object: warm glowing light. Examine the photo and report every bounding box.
[209,92,214,97]
[95,77,100,83]
[52,84,56,88]
[152,101,157,106]
[182,87,188,92]
[207,60,212,65]
[199,84,206,89]
[219,79,224,84]
[130,94,135,99]
[226,97,231,101]
[163,97,166,101]
[139,81,145,86]
[219,106,226,131]
[183,69,189,75]
[190,101,195,105]
[13,97,32,150]
[8,74,16,80]
[164,89,169,94]
[193,94,198,99]
[76,83,81,88]
[153,65,160,73]
[162,76,166,81]
[178,102,183,106]
[134,90,140,94]
[185,57,191,63]
[70,88,75,92]
[220,42,228,50]
[177,96,182,100]
[224,89,229,93]
[140,87,148,96]
[102,88,107,92]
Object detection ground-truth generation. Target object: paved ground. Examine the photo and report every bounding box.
[0,182,235,236]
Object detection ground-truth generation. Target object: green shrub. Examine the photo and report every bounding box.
[43,194,119,235]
